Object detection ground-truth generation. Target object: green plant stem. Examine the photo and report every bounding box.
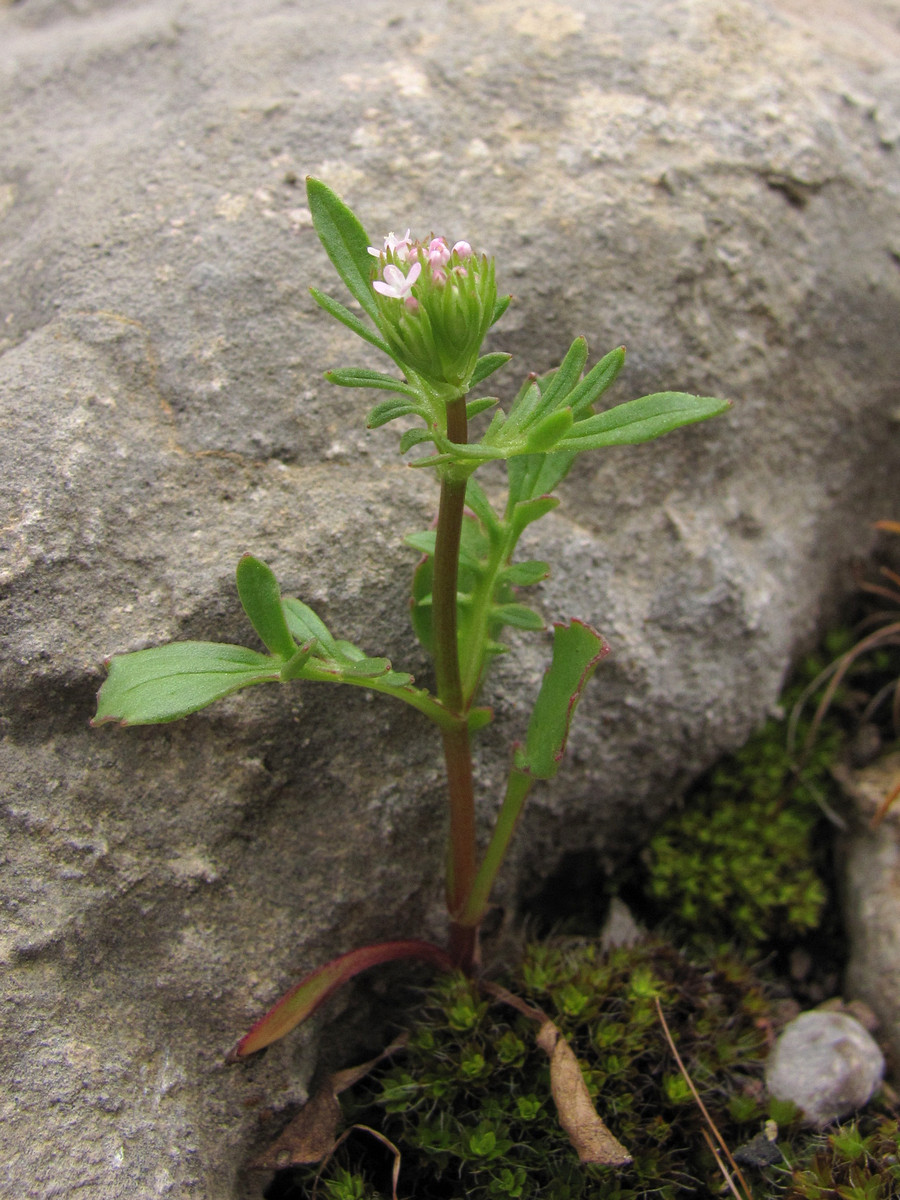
[432,395,478,972]
[456,767,532,929]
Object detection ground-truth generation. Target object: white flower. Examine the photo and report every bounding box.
[373,261,422,300]
[368,230,414,262]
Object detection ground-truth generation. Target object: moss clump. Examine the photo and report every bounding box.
[291,939,776,1200]
[638,670,845,951]
[778,1118,900,1199]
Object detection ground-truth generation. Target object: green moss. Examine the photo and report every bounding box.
[638,670,845,951]
[291,940,776,1199]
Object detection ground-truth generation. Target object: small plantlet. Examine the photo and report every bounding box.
[92,181,728,1120]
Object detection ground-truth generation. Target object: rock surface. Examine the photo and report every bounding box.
[765,1010,886,1126]
[839,752,900,1074]
[2,0,900,1195]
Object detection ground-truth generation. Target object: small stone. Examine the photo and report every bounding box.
[765,1011,885,1127]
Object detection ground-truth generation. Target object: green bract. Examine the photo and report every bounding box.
[373,248,497,395]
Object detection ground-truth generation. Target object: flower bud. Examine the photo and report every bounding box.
[368,232,497,395]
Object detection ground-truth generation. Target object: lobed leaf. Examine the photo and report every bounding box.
[558,392,731,450]
[531,337,588,418]
[93,642,280,726]
[565,345,626,416]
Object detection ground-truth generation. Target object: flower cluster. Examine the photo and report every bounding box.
[367,230,495,395]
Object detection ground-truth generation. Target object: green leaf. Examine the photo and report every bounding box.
[308,288,390,355]
[282,597,338,653]
[559,392,731,449]
[306,178,379,321]
[533,337,588,416]
[464,478,502,533]
[399,428,435,454]
[466,396,499,420]
[509,495,560,536]
[492,603,545,631]
[507,452,576,507]
[327,368,418,397]
[93,642,280,725]
[500,560,550,586]
[523,407,573,453]
[471,352,511,387]
[515,620,609,779]
[235,555,297,659]
[491,295,511,325]
[367,397,423,429]
[566,346,626,417]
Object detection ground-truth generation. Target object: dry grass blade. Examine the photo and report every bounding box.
[313,1125,402,1200]
[654,998,753,1200]
[483,980,631,1167]
[701,1128,747,1200]
[872,775,900,828]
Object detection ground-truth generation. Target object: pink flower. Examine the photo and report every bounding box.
[373,261,422,300]
[426,237,451,268]
[452,240,473,258]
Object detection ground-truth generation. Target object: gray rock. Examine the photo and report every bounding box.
[839,753,900,1072]
[2,0,900,1195]
[766,1010,885,1126]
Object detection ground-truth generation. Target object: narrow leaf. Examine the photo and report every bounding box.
[465,395,499,420]
[367,397,421,429]
[93,643,280,725]
[533,337,588,416]
[306,178,379,321]
[493,603,545,631]
[516,620,609,779]
[560,392,730,449]
[236,555,297,659]
[399,428,435,454]
[328,368,418,397]
[464,478,501,533]
[524,407,574,453]
[470,352,511,387]
[309,288,390,355]
[500,560,550,586]
[229,940,453,1058]
[566,345,626,416]
[491,295,511,325]
[280,643,315,680]
[509,495,559,536]
[282,597,338,653]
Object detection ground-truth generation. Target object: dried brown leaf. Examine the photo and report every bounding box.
[250,1034,408,1171]
[536,1020,632,1166]
[482,980,631,1167]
